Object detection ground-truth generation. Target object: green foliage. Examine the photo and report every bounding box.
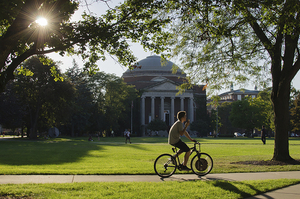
[230,96,268,133]
[125,0,300,160]
[291,93,300,132]
[190,119,210,136]
[210,108,221,133]
[12,56,76,139]
[16,66,34,77]
[0,0,170,92]
[63,65,139,135]
[50,66,64,82]
[218,102,235,135]
[191,95,210,136]
[1,58,139,138]
[229,94,273,134]
[134,0,278,93]
[147,119,168,131]
[0,83,23,131]
[257,89,274,131]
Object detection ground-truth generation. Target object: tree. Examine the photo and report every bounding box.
[230,96,272,136]
[64,64,94,136]
[217,102,235,135]
[230,98,259,135]
[147,119,167,132]
[0,0,169,92]
[230,97,258,135]
[257,89,274,131]
[0,83,24,133]
[190,119,209,137]
[93,73,138,133]
[14,56,75,139]
[121,0,300,162]
[191,94,210,136]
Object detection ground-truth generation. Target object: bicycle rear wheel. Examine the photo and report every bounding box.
[154,154,176,178]
[190,153,213,176]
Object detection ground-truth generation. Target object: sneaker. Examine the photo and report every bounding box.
[181,165,191,171]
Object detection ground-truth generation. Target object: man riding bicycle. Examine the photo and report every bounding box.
[168,111,196,171]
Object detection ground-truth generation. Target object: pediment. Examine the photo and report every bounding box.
[147,81,179,91]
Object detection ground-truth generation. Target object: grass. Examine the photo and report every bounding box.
[1,136,300,175]
[1,136,300,198]
[0,179,299,198]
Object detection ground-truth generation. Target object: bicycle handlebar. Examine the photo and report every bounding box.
[193,141,200,146]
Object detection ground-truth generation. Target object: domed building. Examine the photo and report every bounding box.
[122,55,206,136]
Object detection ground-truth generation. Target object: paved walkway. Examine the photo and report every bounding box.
[1,171,300,198]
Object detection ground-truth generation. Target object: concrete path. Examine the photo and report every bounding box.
[1,171,300,198]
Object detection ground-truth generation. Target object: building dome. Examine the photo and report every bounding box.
[122,55,185,78]
[121,55,206,136]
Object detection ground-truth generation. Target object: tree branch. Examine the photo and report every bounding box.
[0,46,37,92]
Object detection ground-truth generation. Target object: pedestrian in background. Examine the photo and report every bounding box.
[261,125,267,144]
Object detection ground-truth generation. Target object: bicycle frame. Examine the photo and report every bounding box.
[172,142,201,169]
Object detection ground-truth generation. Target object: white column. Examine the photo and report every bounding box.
[160,96,165,121]
[171,97,175,124]
[180,97,184,111]
[141,96,145,125]
[151,96,155,121]
[189,97,194,122]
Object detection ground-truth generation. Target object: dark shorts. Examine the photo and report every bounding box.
[171,140,190,152]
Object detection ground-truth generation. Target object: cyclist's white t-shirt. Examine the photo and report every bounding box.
[168,120,183,145]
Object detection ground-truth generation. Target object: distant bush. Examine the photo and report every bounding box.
[147,119,167,132]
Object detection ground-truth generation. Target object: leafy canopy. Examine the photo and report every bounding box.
[0,0,170,91]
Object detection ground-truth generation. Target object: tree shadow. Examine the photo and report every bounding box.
[232,159,300,165]
[0,139,102,165]
[160,176,276,198]
[210,180,259,198]
[126,143,150,151]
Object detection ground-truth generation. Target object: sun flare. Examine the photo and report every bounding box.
[36,17,48,26]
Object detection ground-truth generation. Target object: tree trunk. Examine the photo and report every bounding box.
[71,120,75,137]
[271,81,293,162]
[29,107,40,139]
[21,127,24,138]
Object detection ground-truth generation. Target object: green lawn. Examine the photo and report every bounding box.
[1,136,300,199]
[0,179,299,199]
[1,136,300,175]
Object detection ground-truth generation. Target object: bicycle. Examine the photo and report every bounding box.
[154,142,213,178]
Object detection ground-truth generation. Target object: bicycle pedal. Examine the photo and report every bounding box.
[177,165,182,171]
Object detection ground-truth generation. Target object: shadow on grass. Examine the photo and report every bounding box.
[212,180,300,198]
[232,159,300,165]
[0,139,102,165]
[210,181,257,198]
[125,143,150,151]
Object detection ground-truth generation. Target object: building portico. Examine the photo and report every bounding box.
[140,91,194,126]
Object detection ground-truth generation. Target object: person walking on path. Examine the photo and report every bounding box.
[261,125,267,144]
[168,111,196,171]
[124,129,131,144]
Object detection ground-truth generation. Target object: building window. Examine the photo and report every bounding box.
[237,95,241,100]
[252,95,256,98]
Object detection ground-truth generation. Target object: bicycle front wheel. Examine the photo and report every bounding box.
[191,153,213,176]
[154,154,176,178]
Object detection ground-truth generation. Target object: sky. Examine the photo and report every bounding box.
[48,0,300,95]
